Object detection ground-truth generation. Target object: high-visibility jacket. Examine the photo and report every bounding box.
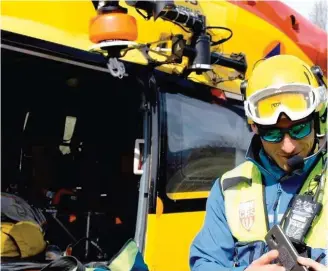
[220,157,327,248]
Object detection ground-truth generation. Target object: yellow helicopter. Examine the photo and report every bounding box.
[1,1,326,271]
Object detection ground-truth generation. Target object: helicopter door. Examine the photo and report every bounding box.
[142,79,253,271]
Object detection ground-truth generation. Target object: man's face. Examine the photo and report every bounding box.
[252,117,315,172]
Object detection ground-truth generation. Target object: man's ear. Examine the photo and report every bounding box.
[251,124,259,134]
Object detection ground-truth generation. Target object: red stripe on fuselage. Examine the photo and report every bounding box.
[229,1,327,74]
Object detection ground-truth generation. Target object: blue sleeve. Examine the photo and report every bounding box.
[189,181,247,271]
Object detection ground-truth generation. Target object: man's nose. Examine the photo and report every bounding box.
[281,134,296,154]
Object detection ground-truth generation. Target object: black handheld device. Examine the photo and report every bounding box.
[282,194,322,245]
[265,224,308,271]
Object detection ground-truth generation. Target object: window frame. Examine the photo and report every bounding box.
[155,78,252,213]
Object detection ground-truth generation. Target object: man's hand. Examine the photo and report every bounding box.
[297,256,328,271]
[245,250,285,271]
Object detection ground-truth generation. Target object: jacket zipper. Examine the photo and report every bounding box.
[273,183,282,224]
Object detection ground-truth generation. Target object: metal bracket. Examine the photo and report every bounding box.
[107,57,128,79]
[134,139,144,175]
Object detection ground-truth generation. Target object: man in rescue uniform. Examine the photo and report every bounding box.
[190,55,327,271]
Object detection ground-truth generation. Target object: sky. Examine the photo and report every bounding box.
[281,0,313,19]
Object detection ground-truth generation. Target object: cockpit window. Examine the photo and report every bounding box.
[161,92,253,200]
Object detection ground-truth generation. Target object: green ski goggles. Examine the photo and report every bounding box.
[258,121,312,143]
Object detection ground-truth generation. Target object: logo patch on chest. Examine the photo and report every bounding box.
[239,200,255,231]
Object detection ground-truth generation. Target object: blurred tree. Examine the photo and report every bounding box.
[309,0,327,31]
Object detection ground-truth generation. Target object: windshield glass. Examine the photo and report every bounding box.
[161,92,253,200]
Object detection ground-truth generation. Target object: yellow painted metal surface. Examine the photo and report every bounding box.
[118,1,314,93]
[144,210,206,271]
[1,1,314,93]
[167,191,210,200]
[1,1,96,50]
[121,0,313,93]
